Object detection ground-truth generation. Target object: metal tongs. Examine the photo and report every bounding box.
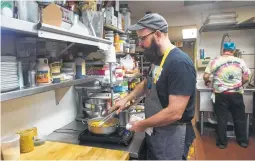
[98,109,117,127]
[98,96,145,127]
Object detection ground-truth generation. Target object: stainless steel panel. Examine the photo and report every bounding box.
[199,91,214,112]
[244,91,254,113]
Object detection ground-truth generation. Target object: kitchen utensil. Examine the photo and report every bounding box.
[118,96,145,127]
[87,117,119,135]
[97,110,117,127]
[119,110,130,127]
[83,109,100,118]
[84,98,108,118]
[1,134,20,160]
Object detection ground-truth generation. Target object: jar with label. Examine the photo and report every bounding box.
[115,43,121,53]
[35,58,51,85]
[115,67,123,81]
[114,33,120,43]
[120,36,127,53]
[124,43,130,53]
[50,61,61,75]
[130,44,136,54]
[75,52,86,79]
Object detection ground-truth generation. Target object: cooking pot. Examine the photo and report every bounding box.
[118,110,130,127]
[86,117,119,135]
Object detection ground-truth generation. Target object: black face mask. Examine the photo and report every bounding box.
[143,38,162,64]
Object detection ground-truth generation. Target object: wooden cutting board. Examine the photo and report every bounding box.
[20,141,129,160]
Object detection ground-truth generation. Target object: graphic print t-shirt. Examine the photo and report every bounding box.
[205,56,251,94]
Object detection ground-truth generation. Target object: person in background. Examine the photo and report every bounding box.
[203,42,251,149]
[111,13,196,160]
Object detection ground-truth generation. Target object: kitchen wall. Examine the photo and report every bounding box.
[1,88,77,136]
[1,35,77,137]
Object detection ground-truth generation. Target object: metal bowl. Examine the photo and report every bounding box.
[87,117,119,135]
[85,98,107,105]
[83,110,101,119]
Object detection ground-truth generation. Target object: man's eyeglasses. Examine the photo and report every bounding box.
[138,31,156,43]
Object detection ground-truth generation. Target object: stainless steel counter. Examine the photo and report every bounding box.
[196,85,254,139]
[46,120,145,159]
[197,87,255,92]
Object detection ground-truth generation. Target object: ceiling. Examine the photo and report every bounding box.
[123,1,255,21]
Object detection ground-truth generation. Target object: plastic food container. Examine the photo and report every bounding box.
[124,43,130,53]
[17,129,35,153]
[105,34,114,43]
[1,134,21,160]
[129,40,135,44]
[130,44,136,54]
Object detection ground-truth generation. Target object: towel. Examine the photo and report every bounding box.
[211,92,215,103]
[126,115,153,136]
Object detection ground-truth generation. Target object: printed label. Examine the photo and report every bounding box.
[36,71,50,83]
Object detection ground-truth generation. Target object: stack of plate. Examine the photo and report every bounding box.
[1,56,19,92]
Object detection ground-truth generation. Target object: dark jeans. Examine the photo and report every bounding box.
[214,93,247,145]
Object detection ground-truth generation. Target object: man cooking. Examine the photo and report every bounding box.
[111,13,196,160]
[203,42,250,149]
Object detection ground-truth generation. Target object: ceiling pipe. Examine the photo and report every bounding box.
[220,33,231,55]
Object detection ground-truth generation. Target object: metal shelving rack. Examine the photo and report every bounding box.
[199,23,255,33]
[104,24,125,34]
[0,16,112,103]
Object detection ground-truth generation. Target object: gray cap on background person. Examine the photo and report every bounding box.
[128,13,168,33]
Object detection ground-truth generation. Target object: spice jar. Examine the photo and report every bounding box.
[124,43,130,53]
[114,33,120,43]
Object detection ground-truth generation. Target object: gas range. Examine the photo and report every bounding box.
[78,127,134,146]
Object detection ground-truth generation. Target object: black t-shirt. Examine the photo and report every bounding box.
[155,47,196,122]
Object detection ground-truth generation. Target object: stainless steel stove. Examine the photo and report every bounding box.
[78,127,134,146]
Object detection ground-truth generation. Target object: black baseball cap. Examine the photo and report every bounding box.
[128,13,168,33]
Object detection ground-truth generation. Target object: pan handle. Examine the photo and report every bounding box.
[82,118,89,125]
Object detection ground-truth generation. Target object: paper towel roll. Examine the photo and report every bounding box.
[104,45,116,63]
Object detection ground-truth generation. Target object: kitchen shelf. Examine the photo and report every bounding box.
[199,23,255,33]
[1,76,99,102]
[1,16,112,50]
[38,23,112,50]
[1,16,37,35]
[116,52,141,56]
[104,24,125,34]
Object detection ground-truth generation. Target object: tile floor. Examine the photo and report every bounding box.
[199,130,255,160]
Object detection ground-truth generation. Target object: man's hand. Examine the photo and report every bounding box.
[129,121,147,132]
[203,73,211,87]
[205,80,211,87]
[109,98,128,114]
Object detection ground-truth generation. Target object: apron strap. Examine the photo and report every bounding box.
[153,46,175,84]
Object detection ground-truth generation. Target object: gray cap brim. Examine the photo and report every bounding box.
[127,23,145,31]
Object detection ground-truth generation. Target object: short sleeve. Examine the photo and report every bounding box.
[240,59,251,77]
[204,60,213,74]
[168,61,196,96]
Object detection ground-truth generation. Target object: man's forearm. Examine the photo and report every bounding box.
[124,80,147,102]
[140,107,180,128]
[242,75,249,85]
